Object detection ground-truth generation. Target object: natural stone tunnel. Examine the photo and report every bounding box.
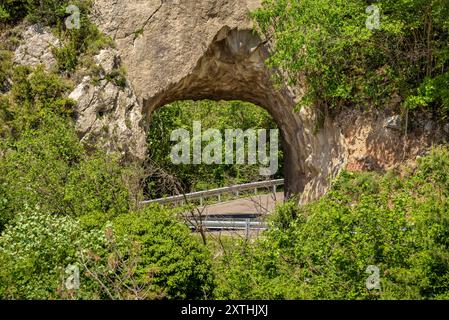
[87,0,347,202]
[144,27,306,198]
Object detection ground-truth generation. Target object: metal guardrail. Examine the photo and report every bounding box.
[188,219,268,231]
[141,179,284,206]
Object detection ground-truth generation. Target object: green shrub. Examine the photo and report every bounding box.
[0,0,27,23]
[0,50,13,93]
[1,0,111,73]
[215,146,449,300]
[53,11,112,72]
[53,42,79,72]
[0,114,83,231]
[147,99,283,197]
[112,207,216,299]
[252,0,449,119]
[7,65,75,135]
[0,211,153,299]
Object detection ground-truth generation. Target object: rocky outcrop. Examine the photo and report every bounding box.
[68,49,147,161]
[11,26,147,161]
[13,24,60,71]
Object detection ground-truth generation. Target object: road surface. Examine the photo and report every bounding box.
[196,192,284,215]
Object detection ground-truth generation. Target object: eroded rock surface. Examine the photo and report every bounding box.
[12,2,445,202]
[69,49,147,161]
[13,24,60,70]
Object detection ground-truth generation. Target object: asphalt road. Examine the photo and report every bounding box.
[197,192,285,216]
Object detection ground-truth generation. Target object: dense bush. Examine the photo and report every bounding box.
[0,0,111,73]
[0,0,91,26]
[2,0,449,301]
[0,66,131,231]
[112,207,216,299]
[0,211,157,299]
[253,0,449,120]
[214,146,449,299]
[3,65,74,135]
[0,1,246,301]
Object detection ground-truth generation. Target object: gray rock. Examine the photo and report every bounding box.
[424,120,434,133]
[94,48,121,75]
[384,115,402,130]
[443,123,449,134]
[13,24,60,70]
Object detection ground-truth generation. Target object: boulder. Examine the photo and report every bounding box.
[384,115,402,131]
[13,24,60,70]
[69,49,146,161]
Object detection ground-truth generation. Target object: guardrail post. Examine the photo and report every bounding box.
[218,193,221,202]
[273,184,276,194]
[245,218,250,239]
[200,197,203,206]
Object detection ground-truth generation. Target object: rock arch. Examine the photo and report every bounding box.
[89,0,347,202]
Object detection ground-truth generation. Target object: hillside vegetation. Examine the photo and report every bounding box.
[253,0,449,120]
[0,0,448,300]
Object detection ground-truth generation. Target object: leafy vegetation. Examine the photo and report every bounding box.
[214,146,449,299]
[0,207,215,299]
[0,64,216,299]
[1,0,449,301]
[113,208,215,299]
[147,99,283,198]
[252,0,449,120]
[0,211,122,299]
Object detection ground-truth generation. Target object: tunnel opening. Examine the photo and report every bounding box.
[80,3,348,204]
[138,27,306,199]
[144,99,286,200]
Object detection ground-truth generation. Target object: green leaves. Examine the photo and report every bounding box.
[252,0,449,119]
[112,208,215,299]
[0,66,132,231]
[215,146,449,300]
